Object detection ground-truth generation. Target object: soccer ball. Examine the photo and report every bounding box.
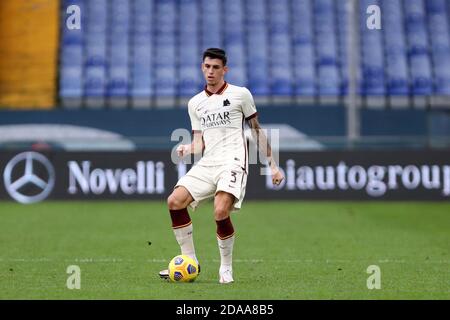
[168,255,199,282]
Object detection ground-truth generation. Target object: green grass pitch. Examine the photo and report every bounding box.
[0,200,449,299]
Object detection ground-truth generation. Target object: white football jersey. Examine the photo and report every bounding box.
[187,82,257,170]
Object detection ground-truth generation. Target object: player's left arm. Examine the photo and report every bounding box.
[247,116,284,186]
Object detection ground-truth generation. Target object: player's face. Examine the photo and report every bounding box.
[202,57,228,86]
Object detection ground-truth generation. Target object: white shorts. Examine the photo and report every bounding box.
[175,164,248,211]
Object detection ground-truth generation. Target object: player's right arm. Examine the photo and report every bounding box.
[241,87,284,186]
[177,99,204,157]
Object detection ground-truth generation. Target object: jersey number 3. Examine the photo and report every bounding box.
[230,171,237,184]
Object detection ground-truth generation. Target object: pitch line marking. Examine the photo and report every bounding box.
[0,258,449,264]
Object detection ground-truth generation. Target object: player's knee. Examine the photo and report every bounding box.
[214,207,230,221]
[167,194,184,210]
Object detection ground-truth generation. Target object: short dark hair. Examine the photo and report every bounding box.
[202,48,227,66]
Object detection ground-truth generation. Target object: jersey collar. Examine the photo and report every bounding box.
[204,81,228,97]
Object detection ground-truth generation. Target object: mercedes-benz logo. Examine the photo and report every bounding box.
[3,152,55,204]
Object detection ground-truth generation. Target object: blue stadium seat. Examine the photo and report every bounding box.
[269,0,293,97]
[179,66,200,97]
[426,0,450,95]
[410,54,433,95]
[84,49,107,100]
[294,48,316,97]
[131,0,153,105]
[154,0,176,100]
[59,59,83,102]
[314,0,338,65]
[201,0,222,49]
[223,0,246,87]
[154,45,176,97]
[314,0,339,96]
[177,0,201,97]
[246,0,269,96]
[107,0,130,102]
[336,0,349,95]
[270,35,293,96]
[318,65,340,96]
[360,0,385,96]
[381,0,410,96]
[60,63,83,101]
[404,0,433,95]
[60,0,85,105]
[292,0,316,97]
[84,0,107,106]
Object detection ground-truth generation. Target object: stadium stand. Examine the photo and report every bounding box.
[150,0,177,108]
[314,0,341,104]
[224,0,247,88]
[268,0,294,103]
[0,0,59,109]
[336,0,349,99]
[404,0,433,108]
[382,0,410,108]
[360,0,386,108]
[60,0,84,108]
[107,0,131,108]
[292,0,316,104]
[83,0,108,109]
[178,0,201,106]
[426,0,450,106]
[130,0,154,108]
[57,0,450,109]
[245,0,270,104]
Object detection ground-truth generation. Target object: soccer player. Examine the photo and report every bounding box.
[159,48,284,284]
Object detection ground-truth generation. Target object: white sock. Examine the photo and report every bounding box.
[173,223,198,264]
[218,235,235,271]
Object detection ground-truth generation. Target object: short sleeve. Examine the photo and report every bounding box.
[188,99,201,132]
[241,87,258,120]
